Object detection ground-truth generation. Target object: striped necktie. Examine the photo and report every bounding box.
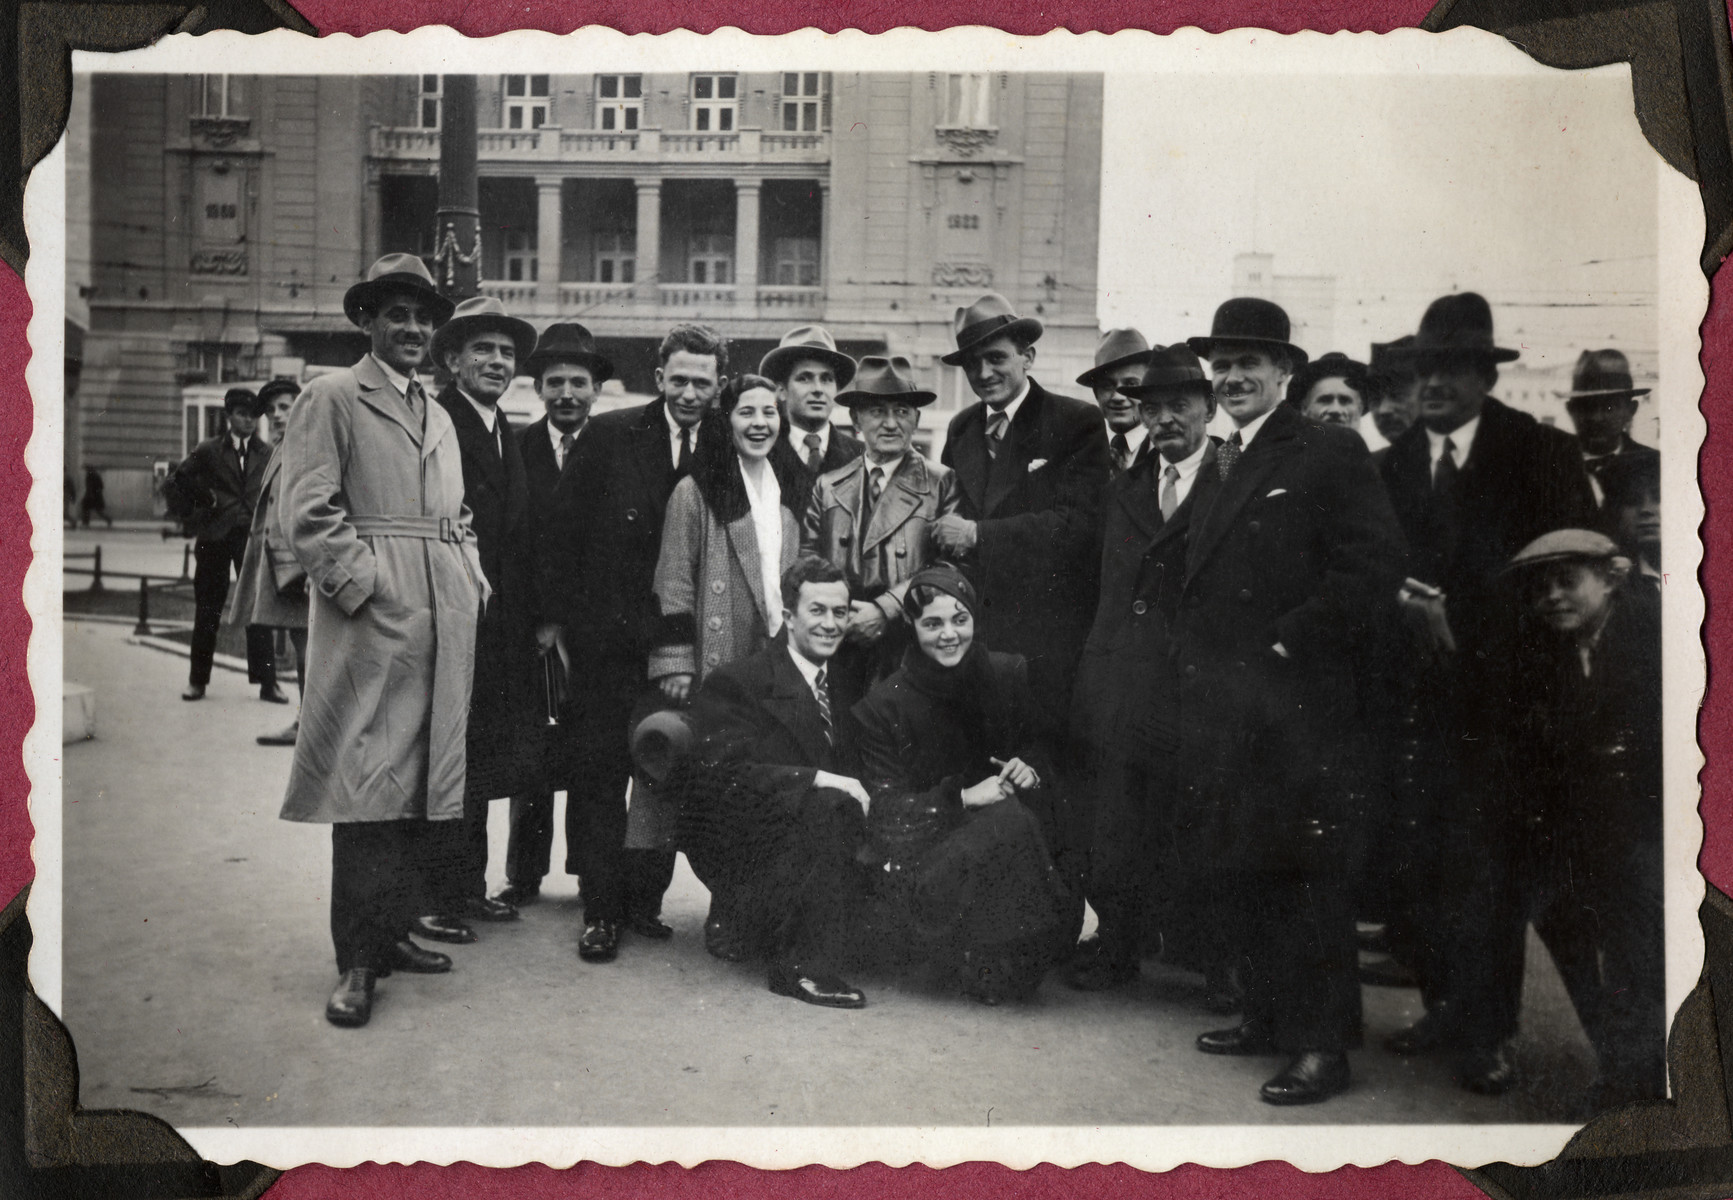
[813,665,835,746]
[987,409,1009,459]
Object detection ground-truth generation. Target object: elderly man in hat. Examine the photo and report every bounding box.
[764,326,863,476]
[1287,351,1372,433]
[1559,349,1659,508]
[414,296,542,941]
[171,385,283,704]
[800,355,962,702]
[1174,297,1406,1105]
[1491,529,1665,1108]
[1076,328,1158,477]
[1377,292,1595,1092]
[277,253,485,1028]
[494,323,616,909]
[1068,345,1223,994]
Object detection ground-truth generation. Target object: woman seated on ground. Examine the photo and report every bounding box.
[850,563,1075,1004]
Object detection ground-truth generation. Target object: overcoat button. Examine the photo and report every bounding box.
[626,508,638,521]
[1248,520,1261,534]
[706,616,722,631]
[1238,589,1252,602]
[710,580,726,594]
[705,652,720,666]
[1184,664,1198,677]
[895,543,907,556]
[1131,600,1148,615]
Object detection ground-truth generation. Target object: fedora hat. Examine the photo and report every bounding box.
[429,295,539,370]
[524,322,614,384]
[1396,292,1520,364]
[1185,297,1309,368]
[760,325,857,388]
[835,355,937,408]
[1117,344,1212,400]
[342,253,454,328]
[1076,328,1155,388]
[940,292,1044,366]
[630,709,696,785]
[1557,349,1650,400]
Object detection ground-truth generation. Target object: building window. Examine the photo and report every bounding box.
[597,75,642,131]
[688,233,733,285]
[504,230,538,282]
[504,75,550,130]
[595,231,636,284]
[772,237,819,286]
[419,75,442,129]
[940,73,993,128]
[180,342,251,384]
[780,73,825,132]
[690,74,737,132]
[190,75,244,118]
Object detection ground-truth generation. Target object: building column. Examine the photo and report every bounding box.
[362,166,383,268]
[634,179,662,305]
[818,180,832,290]
[535,177,563,313]
[734,179,760,308]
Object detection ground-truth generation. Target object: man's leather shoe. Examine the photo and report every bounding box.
[460,895,519,922]
[1196,1021,1278,1056]
[412,914,477,944]
[1457,1043,1517,1095]
[181,684,206,701]
[1065,955,1139,992]
[1260,1051,1351,1105]
[628,912,673,940]
[1385,1004,1465,1056]
[256,721,298,746]
[704,915,750,962]
[578,920,619,962]
[493,881,540,908]
[768,963,866,1009]
[385,939,451,974]
[259,683,290,704]
[325,968,375,1027]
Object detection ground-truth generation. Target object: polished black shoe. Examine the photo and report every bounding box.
[1260,1051,1351,1105]
[259,683,291,704]
[493,881,541,908]
[1196,1021,1278,1056]
[256,721,299,746]
[1457,1043,1517,1095]
[578,920,619,962]
[768,963,866,1009]
[385,938,451,974]
[1385,1003,1465,1056]
[412,914,477,945]
[460,895,519,923]
[1065,955,1139,992]
[627,912,673,940]
[325,968,375,1027]
[181,684,206,702]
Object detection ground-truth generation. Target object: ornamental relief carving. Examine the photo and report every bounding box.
[932,262,994,287]
[190,117,251,149]
[934,127,997,158]
[191,248,249,276]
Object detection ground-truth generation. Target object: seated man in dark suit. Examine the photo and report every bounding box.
[666,554,874,1008]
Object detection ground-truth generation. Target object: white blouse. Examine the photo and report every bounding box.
[738,457,784,637]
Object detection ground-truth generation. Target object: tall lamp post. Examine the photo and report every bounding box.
[433,75,480,303]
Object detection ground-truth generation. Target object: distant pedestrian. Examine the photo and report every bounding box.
[79,465,111,528]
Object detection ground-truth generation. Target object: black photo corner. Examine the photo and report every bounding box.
[5,0,1733,1197]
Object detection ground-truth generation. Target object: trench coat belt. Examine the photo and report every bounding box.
[349,514,464,543]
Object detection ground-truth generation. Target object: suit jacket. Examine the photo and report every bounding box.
[941,379,1111,720]
[1584,434,1661,508]
[786,424,864,476]
[1173,403,1407,871]
[800,452,963,611]
[691,639,850,785]
[174,432,271,543]
[517,414,580,513]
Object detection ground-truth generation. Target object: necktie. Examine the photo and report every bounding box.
[234,438,247,474]
[404,379,425,425]
[677,427,693,474]
[813,664,835,746]
[1216,431,1243,481]
[1434,436,1459,496]
[987,409,1009,459]
[861,465,883,535]
[1111,433,1130,474]
[1160,463,1180,521]
[559,431,574,470]
[803,432,824,472]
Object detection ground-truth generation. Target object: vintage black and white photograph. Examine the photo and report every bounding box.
[25,26,1705,1170]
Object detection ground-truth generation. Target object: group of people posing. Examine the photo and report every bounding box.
[184,250,1662,1112]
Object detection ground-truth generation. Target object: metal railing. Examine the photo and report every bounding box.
[64,543,194,636]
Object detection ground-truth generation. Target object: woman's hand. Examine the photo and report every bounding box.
[991,756,1040,791]
[657,673,694,704]
[961,777,1012,808]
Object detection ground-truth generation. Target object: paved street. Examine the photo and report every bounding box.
[63,525,194,588]
[57,619,1600,1129]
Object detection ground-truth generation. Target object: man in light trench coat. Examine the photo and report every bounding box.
[277,254,489,1029]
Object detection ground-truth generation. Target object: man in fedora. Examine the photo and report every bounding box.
[1559,349,1659,507]
[495,322,615,909]
[1076,328,1158,477]
[1377,291,1595,1092]
[276,253,484,1028]
[416,296,542,941]
[763,325,863,475]
[800,355,962,701]
[1176,297,1406,1105]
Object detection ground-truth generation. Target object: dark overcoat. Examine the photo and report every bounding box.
[174,431,271,543]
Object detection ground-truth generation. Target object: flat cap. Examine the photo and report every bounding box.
[1503,528,1621,575]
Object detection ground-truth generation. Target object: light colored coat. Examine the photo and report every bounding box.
[800,451,961,617]
[649,474,799,685]
[222,450,307,631]
[277,355,486,825]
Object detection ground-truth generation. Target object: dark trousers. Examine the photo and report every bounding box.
[768,787,869,972]
[330,820,432,974]
[190,528,276,688]
[1086,758,1173,966]
[1224,869,1362,1053]
[421,797,492,913]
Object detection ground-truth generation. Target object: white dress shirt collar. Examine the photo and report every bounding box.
[1232,404,1278,449]
[1427,414,1481,469]
[987,378,1033,426]
[792,421,831,458]
[1109,422,1148,458]
[368,353,418,399]
[864,453,905,483]
[1158,437,1211,508]
[548,418,583,465]
[664,404,696,468]
[786,641,825,692]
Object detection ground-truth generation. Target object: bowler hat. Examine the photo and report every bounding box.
[760,325,857,388]
[1397,292,1520,364]
[1117,344,1212,400]
[835,355,936,408]
[255,379,301,406]
[525,322,614,384]
[430,296,538,371]
[631,710,696,785]
[1076,328,1155,388]
[1186,297,1309,368]
[342,253,454,328]
[222,387,258,415]
[1502,528,1623,576]
[1557,349,1650,400]
[940,293,1044,366]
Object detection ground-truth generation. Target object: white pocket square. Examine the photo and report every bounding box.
[1265,488,1288,498]
[1028,459,1049,473]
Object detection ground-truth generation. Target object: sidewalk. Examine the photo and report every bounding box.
[55,621,1598,1129]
